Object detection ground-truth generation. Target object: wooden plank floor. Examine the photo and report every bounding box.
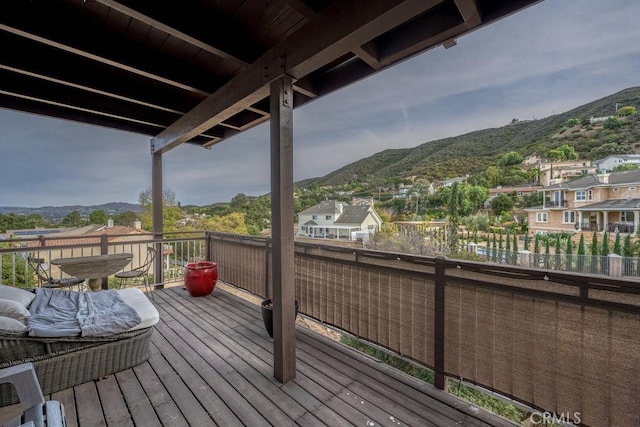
[1,287,515,426]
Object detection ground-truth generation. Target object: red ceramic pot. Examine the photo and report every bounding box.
[184,261,218,297]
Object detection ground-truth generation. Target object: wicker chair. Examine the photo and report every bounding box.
[27,257,85,291]
[114,247,156,299]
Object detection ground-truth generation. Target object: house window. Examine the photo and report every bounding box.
[536,212,548,222]
[622,212,634,222]
[575,191,586,201]
[613,188,620,192]
[630,187,636,191]
[587,189,593,200]
[325,215,332,220]
[563,211,576,223]
[312,215,317,220]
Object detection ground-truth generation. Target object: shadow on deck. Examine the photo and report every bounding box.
[0,287,514,426]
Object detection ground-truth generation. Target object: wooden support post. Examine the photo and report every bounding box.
[270,76,296,383]
[152,152,164,289]
[434,256,447,391]
[100,234,109,290]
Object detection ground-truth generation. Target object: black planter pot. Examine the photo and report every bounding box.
[261,298,300,338]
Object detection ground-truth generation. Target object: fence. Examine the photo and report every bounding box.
[0,231,205,288]
[206,231,640,427]
[473,245,637,278]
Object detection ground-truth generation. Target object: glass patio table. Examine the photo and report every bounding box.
[50,253,133,291]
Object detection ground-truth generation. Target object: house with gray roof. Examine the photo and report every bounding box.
[593,154,640,173]
[297,200,382,241]
[525,170,640,235]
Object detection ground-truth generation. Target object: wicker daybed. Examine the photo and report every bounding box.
[0,286,158,407]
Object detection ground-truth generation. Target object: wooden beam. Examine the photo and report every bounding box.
[152,0,441,154]
[0,23,209,97]
[351,45,383,70]
[454,0,482,27]
[270,77,296,383]
[282,0,317,19]
[94,0,250,68]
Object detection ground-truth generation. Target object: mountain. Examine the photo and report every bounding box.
[297,87,640,188]
[0,202,141,222]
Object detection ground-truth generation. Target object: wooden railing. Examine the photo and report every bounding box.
[206,231,640,427]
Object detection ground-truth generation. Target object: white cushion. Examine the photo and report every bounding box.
[0,298,31,321]
[0,284,36,307]
[0,315,27,332]
[117,288,159,331]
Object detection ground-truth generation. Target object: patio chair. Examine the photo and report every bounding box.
[114,247,156,299]
[27,257,85,291]
[0,363,66,427]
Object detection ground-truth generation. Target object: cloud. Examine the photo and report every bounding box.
[2,0,640,207]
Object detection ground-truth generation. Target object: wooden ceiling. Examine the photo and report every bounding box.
[0,0,542,154]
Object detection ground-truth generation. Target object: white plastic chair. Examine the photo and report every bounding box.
[0,363,66,427]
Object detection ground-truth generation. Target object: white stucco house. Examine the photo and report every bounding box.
[593,154,640,173]
[297,200,383,240]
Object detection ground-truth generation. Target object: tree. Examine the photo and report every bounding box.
[490,194,515,216]
[554,233,562,269]
[139,188,182,232]
[565,234,573,270]
[613,232,621,255]
[497,151,524,167]
[113,211,139,227]
[603,116,624,130]
[590,232,599,273]
[466,185,490,211]
[484,166,502,188]
[61,211,84,227]
[88,209,108,225]
[617,106,636,116]
[601,231,610,256]
[200,212,249,234]
[447,183,460,253]
[623,234,633,275]
[577,233,585,272]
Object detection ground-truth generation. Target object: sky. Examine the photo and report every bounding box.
[1,0,640,208]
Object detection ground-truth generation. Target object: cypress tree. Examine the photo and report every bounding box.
[601,231,610,256]
[524,234,530,252]
[566,234,573,271]
[533,234,540,268]
[623,234,633,275]
[554,233,562,269]
[506,230,511,252]
[512,232,518,264]
[492,232,497,262]
[498,229,504,262]
[544,237,550,269]
[590,232,599,273]
[601,231,610,275]
[613,232,621,255]
[577,233,585,272]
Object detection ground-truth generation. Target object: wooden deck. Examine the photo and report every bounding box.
[1,287,515,426]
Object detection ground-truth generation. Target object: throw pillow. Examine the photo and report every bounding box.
[0,315,27,332]
[0,284,36,307]
[0,298,31,321]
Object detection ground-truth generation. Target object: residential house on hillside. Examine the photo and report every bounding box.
[593,154,640,173]
[485,185,543,208]
[525,170,640,235]
[297,200,382,240]
[528,160,595,186]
